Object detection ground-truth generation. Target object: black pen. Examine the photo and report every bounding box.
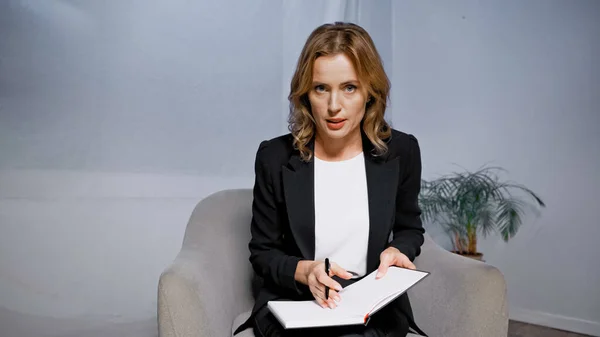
[325,258,330,300]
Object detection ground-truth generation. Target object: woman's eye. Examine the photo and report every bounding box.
[315,85,325,92]
[345,85,356,93]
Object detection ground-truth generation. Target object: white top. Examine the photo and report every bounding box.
[313,152,370,278]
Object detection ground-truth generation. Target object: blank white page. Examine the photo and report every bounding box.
[267,267,429,329]
[339,267,429,314]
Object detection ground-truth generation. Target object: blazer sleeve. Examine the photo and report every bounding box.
[248,141,304,295]
[388,134,426,261]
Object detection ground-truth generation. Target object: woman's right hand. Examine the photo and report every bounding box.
[296,260,353,309]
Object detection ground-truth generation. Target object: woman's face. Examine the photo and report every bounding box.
[308,53,368,144]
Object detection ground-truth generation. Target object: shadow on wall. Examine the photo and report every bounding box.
[0,306,157,337]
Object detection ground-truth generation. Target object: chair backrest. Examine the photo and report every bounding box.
[181,188,256,311]
[182,188,253,250]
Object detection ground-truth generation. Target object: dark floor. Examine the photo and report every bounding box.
[509,320,592,337]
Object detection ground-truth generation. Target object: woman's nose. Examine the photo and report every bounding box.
[328,92,342,114]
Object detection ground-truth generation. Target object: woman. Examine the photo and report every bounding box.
[234,22,427,337]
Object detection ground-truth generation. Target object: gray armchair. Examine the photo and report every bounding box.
[157,189,509,337]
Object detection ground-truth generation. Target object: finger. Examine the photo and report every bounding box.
[377,251,394,278]
[320,287,341,302]
[312,282,325,297]
[310,284,327,307]
[317,272,343,292]
[391,253,415,270]
[402,258,416,270]
[376,258,391,279]
[313,285,339,308]
[330,262,353,280]
[312,283,330,301]
[328,289,341,303]
[314,293,328,309]
[324,290,339,308]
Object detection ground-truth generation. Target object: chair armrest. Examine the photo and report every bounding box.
[410,235,509,337]
[158,248,253,337]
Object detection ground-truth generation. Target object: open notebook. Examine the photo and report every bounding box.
[267,266,429,329]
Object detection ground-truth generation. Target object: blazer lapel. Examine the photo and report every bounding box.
[282,149,315,260]
[364,152,400,272]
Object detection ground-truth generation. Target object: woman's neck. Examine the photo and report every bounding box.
[314,130,363,161]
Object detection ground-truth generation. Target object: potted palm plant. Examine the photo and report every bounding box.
[419,165,546,260]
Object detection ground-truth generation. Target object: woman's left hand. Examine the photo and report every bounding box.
[376,247,416,279]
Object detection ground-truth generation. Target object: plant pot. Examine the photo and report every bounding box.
[452,251,485,262]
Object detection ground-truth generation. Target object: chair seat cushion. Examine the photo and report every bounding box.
[232,310,422,337]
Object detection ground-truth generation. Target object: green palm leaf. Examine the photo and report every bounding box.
[496,198,527,241]
[419,165,545,254]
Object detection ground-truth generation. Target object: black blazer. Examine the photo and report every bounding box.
[234,128,426,335]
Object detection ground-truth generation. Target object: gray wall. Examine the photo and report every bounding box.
[1,0,598,336]
[392,1,600,335]
[0,0,283,175]
[0,1,284,336]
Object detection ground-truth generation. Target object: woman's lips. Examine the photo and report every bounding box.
[326,118,346,130]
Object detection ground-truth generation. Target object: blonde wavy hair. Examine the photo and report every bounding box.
[288,21,392,162]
